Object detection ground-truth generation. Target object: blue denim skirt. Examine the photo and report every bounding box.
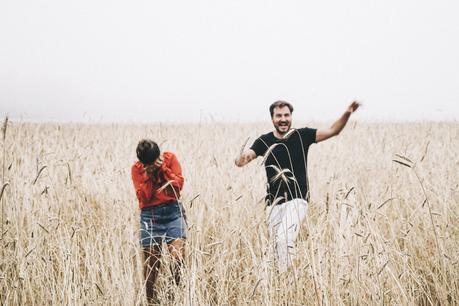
[140,201,187,246]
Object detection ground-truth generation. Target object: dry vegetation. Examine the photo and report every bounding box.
[1,120,458,305]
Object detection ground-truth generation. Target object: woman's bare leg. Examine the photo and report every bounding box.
[167,238,185,285]
[143,245,162,303]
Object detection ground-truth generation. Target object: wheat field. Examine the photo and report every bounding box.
[0,120,458,305]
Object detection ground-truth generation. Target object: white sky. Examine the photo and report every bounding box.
[1,0,458,123]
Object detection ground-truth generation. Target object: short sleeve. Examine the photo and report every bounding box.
[250,137,268,157]
[299,128,317,145]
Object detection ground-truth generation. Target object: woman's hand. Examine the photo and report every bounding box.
[144,155,164,177]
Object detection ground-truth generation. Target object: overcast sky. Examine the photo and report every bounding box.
[1,0,458,123]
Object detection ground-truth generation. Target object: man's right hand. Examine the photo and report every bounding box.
[235,149,257,167]
[234,157,242,167]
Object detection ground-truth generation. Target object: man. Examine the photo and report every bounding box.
[131,139,186,303]
[235,100,360,272]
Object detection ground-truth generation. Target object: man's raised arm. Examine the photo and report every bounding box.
[316,101,360,143]
[235,149,257,167]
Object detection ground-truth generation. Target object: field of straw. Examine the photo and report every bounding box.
[1,120,458,305]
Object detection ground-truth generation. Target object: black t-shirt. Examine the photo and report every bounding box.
[250,127,317,205]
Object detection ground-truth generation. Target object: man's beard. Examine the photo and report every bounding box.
[275,122,291,135]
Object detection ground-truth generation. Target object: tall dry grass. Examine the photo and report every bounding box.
[0,121,458,305]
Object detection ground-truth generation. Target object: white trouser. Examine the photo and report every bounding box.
[266,198,308,273]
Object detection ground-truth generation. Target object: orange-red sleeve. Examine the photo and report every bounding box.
[162,153,184,191]
[131,165,154,203]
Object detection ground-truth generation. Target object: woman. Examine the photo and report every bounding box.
[131,139,186,303]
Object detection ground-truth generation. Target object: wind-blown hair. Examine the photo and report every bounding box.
[136,139,160,165]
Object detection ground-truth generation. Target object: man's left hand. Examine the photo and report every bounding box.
[347,101,361,113]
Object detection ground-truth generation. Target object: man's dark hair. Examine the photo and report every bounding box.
[269,100,294,118]
[136,139,160,165]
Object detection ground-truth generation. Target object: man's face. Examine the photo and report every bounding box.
[272,106,292,135]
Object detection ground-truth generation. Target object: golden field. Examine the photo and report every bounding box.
[0,120,458,305]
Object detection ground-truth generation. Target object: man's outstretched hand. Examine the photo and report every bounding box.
[347,101,361,113]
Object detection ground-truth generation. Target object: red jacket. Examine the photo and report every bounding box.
[131,152,184,209]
